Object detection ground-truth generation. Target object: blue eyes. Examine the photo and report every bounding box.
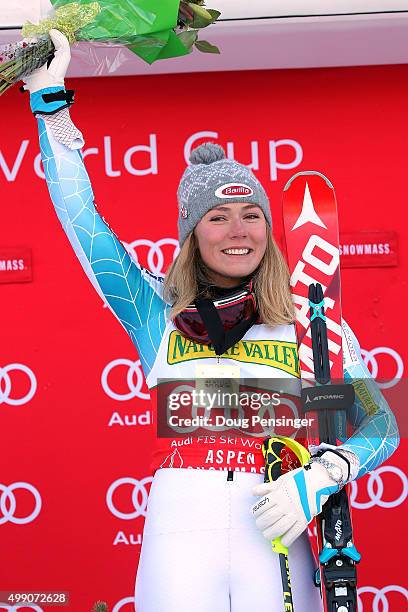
[210,214,260,222]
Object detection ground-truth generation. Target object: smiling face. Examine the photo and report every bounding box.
[193,202,268,288]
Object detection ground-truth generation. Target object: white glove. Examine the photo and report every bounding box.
[251,458,344,548]
[22,29,71,93]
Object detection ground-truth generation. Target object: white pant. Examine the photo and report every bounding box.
[135,468,323,612]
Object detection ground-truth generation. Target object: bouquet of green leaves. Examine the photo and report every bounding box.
[0,0,221,96]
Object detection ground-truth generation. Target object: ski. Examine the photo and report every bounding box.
[282,171,360,611]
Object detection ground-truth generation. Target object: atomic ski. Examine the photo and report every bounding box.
[282,171,360,611]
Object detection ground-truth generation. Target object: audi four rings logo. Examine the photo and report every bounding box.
[358,585,408,612]
[101,359,149,401]
[125,238,180,275]
[0,364,37,405]
[0,483,42,524]
[350,466,407,510]
[361,346,404,389]
[106,477,153,519]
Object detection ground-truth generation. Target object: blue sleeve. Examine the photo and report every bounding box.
[339,320,400,479]
[36,113,169,349]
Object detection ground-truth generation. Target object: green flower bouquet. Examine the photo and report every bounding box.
[0,0,221,96]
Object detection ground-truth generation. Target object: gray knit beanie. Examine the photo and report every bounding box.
[177,142,272,247]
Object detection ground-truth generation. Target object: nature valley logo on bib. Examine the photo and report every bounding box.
[167,331,300,377]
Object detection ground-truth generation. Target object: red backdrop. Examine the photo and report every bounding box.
[1,64,407,611]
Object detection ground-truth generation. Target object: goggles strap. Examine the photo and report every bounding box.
[194,296,258,356]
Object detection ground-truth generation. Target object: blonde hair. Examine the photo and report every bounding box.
[163,231,295,327]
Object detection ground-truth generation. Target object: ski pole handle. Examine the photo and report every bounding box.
[262,436,310,554]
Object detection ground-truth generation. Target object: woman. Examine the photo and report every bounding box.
[23,30,399,611]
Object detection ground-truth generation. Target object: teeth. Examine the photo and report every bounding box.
[223,248,250,255]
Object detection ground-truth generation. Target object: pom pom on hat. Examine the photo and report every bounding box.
[189,142,226,165]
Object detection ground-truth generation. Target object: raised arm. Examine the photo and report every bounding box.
[23,30,170,369]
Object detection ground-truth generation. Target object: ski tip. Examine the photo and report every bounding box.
[283,171,334,191]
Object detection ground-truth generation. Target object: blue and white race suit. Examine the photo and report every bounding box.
[32,104,399,612]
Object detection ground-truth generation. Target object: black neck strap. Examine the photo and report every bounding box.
[194,297,257,356]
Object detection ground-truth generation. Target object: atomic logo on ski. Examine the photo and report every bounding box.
[292,182,327,231]
[282,171,343,380]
